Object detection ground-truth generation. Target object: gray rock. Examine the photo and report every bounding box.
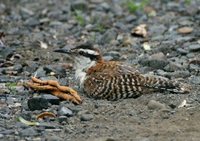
[189,76,200,85]
[58,106,73,117]
[34,67,46,77]
[99,28,117,45]
[125,15,137,23]
[44,65,66,76]
[148,100,167,110]
[70,105,82,113]
[139,53,169,69]
[170,70,190,78]
[176,48,189,55]
[25,17,39,27]
[71,0,88,11]
[0,48,15,59]
[0,134,3,139]
[46,135,63,141]
[188,44,200,52]
[0,3,6,14]
[103,51,121,60]
[58,116,68,124]
[0,129,15,135]
[19,127,38,137]
[28,97,49,111]
[42,94,60,105]
[20,7,34,18]
[80,114,94,121]
[164,62,184,72]
[100,2,110,12]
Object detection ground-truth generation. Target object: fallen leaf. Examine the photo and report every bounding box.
[143,42,151,50]
[144,6,156,17]
[36,111,56,120]
[26,77,82,104]
[18,117,40,126]
[177,27,193,34]
[39,41,48,49]
[178,100,190,108]
[131,24,147,38]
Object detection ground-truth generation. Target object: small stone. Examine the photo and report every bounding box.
[100,2,110,12]
[58,116,68,124]
[19,127,38,137]
[139,53,169,69]
[58,106,73,117]
[189,76,200,85]
[164,62,183,72]
[46,135,63,141]
[0,134,3,139]
[177,27,193,34]
[71,0,88,11]
[125,15,137,23]
[99,28,117,45]
[80,114,93,121]
[176,48,189,55]
[188,44,200,52]
[42,94,60,105]
[28,97,49,111]
[34,67,46,77]
[148,100,167,110]
[25,18,39,27]
[170,70,190,78]
[103,51,120,60]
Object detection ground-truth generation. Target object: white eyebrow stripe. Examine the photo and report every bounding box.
[79,49,99,55]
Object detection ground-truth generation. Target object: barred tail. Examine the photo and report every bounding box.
[143,75,191,93]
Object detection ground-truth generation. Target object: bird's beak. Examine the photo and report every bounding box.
[54,48,71,54]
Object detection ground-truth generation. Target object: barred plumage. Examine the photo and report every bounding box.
[82,60,191,100]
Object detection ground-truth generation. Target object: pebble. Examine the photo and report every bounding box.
[164,62,184,72]
[189,76,200,85]
[58,116,68,124]
[24,17,40,27]
[176,48,189,55]
[27,97,49,111]
[0,134,3,139]
[139,53,169,69]
[71,0,88,11]
[46,136,63,141]
[103,51,121,60]
[188,44,200,52]
[58,106,73,117]
[147,100,167,110]
[80,114,94,121]
[99,28,117,45]
[42,94,60,105]
[19,127,38,137]
[34,67,46,77]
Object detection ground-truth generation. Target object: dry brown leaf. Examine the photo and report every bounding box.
[39,41,48,49]
[36,111,56,120]
[131,24,147,38]
[177,27,193,34]
[26,77,82,104]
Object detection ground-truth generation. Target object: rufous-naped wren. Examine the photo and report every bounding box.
[55,43,191,100]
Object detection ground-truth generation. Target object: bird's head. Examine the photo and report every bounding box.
[54,42,102,71]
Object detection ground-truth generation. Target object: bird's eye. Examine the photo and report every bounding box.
[79,51,84,55]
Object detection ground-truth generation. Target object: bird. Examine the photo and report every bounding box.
[54,42,191,100]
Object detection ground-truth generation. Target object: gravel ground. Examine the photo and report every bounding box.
[0,0,200,141]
